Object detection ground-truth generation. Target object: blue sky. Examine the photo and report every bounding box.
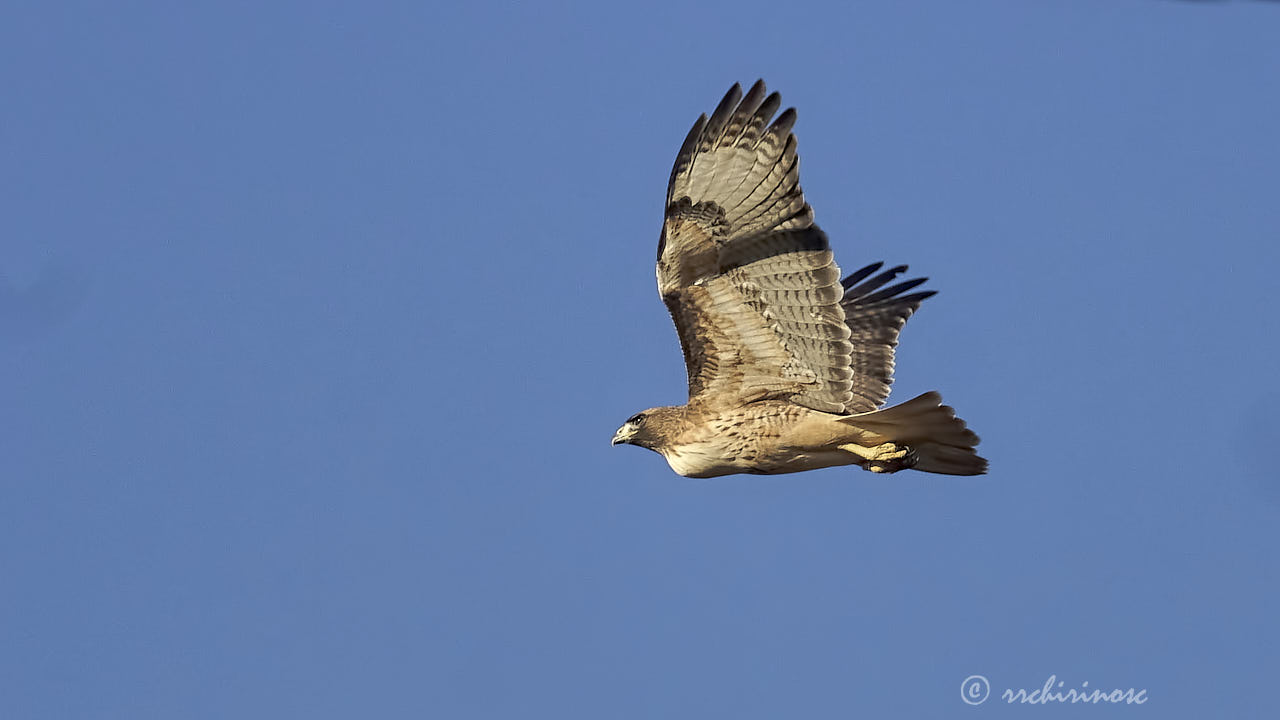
[3,0,1279,717]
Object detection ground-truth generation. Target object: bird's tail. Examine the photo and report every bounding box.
[839,391,987,475]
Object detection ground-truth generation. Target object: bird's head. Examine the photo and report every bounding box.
[613,405,688,451]
[612,411,652,448]
[613,405,687,452]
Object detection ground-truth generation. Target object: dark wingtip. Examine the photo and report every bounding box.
[898,289,938,305]
[861,277,930,304]
[843,263,909,298]
[841,261,884,289]
[704,84,744,142]
[716,83,743,112]
[772,106,798,132]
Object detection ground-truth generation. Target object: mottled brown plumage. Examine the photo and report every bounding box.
[613,81,986,477]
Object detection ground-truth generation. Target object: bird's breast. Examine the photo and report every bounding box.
[660,442,746,478]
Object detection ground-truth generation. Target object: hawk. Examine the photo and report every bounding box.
[612,80,987,477]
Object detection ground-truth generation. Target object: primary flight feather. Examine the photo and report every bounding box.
[613,80,986,477]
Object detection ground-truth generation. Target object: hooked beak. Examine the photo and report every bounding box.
[611,425,632,446]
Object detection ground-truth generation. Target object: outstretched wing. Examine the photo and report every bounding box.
[838,262,936,414]
[658,81,853,414]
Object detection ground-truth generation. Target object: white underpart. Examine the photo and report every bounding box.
[661,443,736,478]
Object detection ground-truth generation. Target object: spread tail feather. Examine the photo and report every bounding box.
[840,391,987,475]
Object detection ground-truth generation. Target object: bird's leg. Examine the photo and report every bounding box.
[839,442,918,473]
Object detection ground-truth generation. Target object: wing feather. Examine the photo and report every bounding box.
[658,81,853,413]
[839,263,938,414]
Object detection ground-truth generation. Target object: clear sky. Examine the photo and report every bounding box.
[4,0,1278,717]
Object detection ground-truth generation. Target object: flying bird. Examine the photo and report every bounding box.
[612,80,987,477]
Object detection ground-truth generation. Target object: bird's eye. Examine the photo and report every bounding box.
[627,413,645,425]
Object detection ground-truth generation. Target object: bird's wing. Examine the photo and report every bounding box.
[658,81,853,414]
[838,263,937,414]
